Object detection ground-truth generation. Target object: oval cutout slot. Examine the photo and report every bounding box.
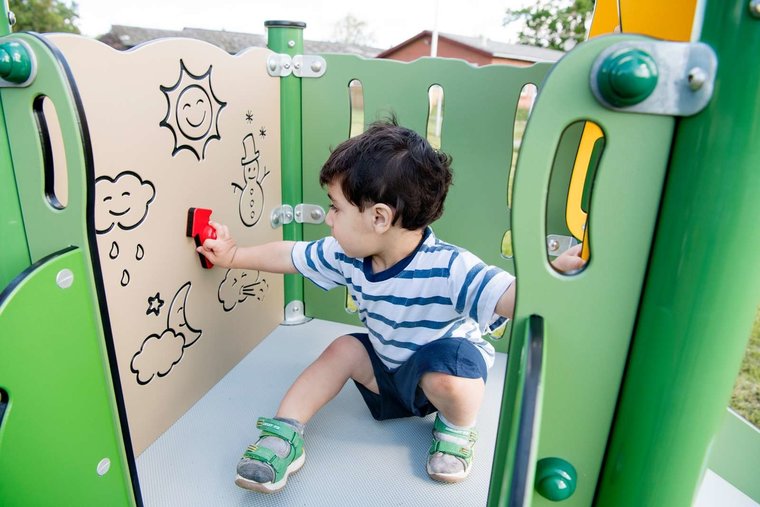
[426,84,444,149]
[348,79,364,138]
[33,95,68,209]
[546,119,605,274]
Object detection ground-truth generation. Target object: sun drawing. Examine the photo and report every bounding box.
[160,60,226,160]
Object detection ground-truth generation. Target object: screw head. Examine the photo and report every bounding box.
[268,57,277,72]
[8,10,16,26]
[287,40,295,48]
[56,269,74,289]
[97,458,111,476]
[687,67,708,91]
[311,60,323,73]
[535,457,577,501]
[311,209,323,220]
[597,48,659,107]
[548,239,560,252]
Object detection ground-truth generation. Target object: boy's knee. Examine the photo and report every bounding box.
[420,372,461,398]
[420,372,485,400]
[321,334,365,362]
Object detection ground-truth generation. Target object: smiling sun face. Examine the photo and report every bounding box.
[160,60,226,160]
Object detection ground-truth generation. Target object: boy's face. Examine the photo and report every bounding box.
[324,181,378,258]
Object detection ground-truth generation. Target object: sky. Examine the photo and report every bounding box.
[74,0,530,50]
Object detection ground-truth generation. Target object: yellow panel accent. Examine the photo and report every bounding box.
[588,0,622,38]
[619,0,697,42]
[565,122,603,240]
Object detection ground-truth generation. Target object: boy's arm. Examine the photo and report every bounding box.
[493,244,586,319]
[196,221,298,274]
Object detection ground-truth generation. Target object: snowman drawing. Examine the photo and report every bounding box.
[232,133,269,227]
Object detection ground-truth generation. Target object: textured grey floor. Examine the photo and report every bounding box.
[137,319,507,507]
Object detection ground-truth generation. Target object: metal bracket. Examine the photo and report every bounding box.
[270,203,326,228]
[294,203,325,224]
[266,53,293,77]
[590,40,717,116]
[267,53,326,78]
[546,234,578,257]
[292,55,326,78]
[270,204,294,228]
[282,300,311,325]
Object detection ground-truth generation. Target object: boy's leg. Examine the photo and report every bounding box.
[420,372,485,482]
[276,334,378,422]
[236,334,376,491]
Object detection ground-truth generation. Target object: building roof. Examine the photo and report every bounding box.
[98,25,383,58]
[377,30,564,63]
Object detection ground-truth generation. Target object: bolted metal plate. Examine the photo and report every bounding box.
[293,55,326,78]
[266,53,293,77]
[590,40,717,116]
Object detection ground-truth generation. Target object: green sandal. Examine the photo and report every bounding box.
[426,414,478,483]
[235,417,305,493]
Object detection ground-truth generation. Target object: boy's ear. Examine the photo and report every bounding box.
[371,203,394,232]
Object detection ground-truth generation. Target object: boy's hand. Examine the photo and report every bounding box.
[196,221,238,268]
[551,243,586,273]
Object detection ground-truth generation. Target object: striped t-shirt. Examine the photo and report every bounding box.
[291,228,515,371]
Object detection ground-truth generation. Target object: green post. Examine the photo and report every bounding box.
[265,20,306,321]
[595,1,760,505]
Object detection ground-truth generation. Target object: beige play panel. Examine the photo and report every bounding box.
[49,34,284,455]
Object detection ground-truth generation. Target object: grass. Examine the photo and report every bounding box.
[730,307,760,426]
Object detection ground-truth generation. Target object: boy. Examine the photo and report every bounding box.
[197,119,585,493]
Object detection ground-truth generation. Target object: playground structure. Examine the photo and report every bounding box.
[1,0,759,505]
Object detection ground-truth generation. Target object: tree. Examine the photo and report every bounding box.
[332,13,375,46]
[505,0,593,51]
[9,0,80,34]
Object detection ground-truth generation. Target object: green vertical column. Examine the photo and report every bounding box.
[266,20,306,321]
[596,1,760,505]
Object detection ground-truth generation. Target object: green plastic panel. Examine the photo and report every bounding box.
[489,35,675,507]
[708,409,760,503]
[0,33,90,264]
[595,1,760,504]
[0,248,134,507]
[301,55,551,351]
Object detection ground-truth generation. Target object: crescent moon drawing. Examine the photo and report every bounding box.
[167,281,203,347]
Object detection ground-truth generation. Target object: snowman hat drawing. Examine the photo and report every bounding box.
[241,133,260,165]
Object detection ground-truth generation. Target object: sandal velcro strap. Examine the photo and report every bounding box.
[433,415,478,443]
[256,417,302,447]
[428,439,473,460]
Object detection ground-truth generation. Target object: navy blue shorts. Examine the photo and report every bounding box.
[349,333,488,421]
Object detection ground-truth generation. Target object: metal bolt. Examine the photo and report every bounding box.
[311,209,323,220]
[687,67,707,91]
[56,269,74,289]
[8,10,15,26]
[283,62,291,70]
[548,239,560,252]
[287,40,295,48]
[268,57,277,72]
[96,458,111,476]
[310,60,323,73]
[293,61,301,70]
[750,0,760,18]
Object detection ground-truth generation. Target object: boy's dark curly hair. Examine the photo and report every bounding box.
[319,117,453,231]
